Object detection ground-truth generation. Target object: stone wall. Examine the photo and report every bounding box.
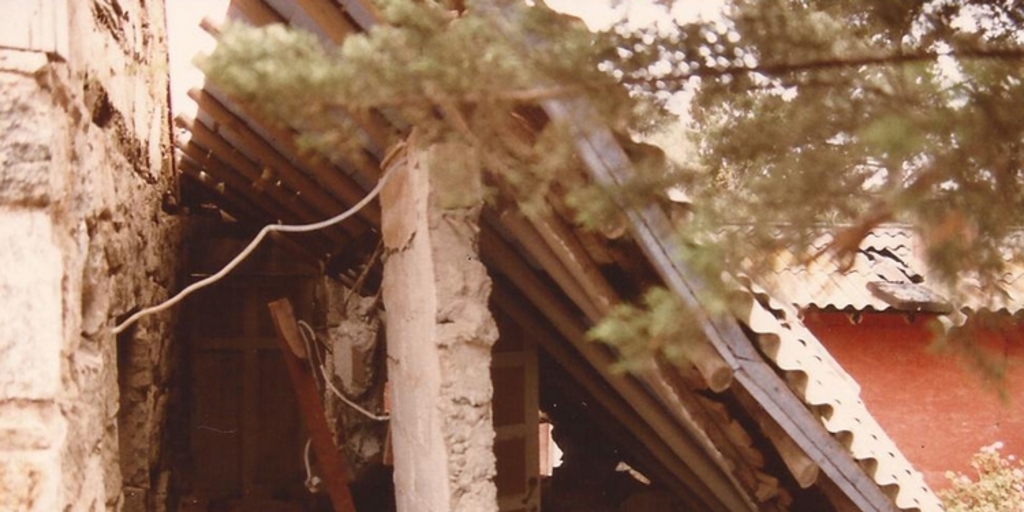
[0,1,183,511]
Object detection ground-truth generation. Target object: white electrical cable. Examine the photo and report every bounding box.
[112,169,393,335]
[297,320,390,422]
[321,366,391,421]
[303,438,322,493]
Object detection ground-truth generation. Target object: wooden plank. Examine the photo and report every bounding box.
[267,298,357,512]
[179,158,272,222]
[202,8,394,157]
[231,0,287,26]
[178,112,366,240]
[178,150,340,254]
[496,210,603,321]
[294,0,358,43]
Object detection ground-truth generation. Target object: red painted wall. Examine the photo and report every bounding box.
[803,311,1024,490]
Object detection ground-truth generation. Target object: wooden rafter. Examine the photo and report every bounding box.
[177,144,309,226]
[181,96,370,234]
[231,0,287,26]
[207,0,394,152]
[175,115,355,244]
[188,87,381,224]
[179,157,271,222]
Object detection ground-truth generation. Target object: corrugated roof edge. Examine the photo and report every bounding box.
[739,282,943,511]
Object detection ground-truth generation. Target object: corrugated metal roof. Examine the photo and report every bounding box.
[737,284,942,511]
[760,226,1024,315]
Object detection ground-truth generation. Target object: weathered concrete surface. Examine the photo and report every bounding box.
[381,141,500,512]
[322,278,387,479]
[0,1,183,510]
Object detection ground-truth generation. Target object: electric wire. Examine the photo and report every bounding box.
[112,168,393,335]
[303,438,321,493]
[297,320,390,422]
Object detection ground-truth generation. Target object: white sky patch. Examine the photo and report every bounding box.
[544,0,724,31]
[165,0,232,120]
[544,0,725,119]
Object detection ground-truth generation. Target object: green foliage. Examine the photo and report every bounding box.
[602,0,1024,305]
[197,1,656,215]
[588,287,705,371]
[940,442,1024,512]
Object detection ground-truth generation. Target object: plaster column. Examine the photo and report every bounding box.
[380,138,499,512]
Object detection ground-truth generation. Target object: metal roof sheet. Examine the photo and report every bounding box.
[737,286,942,511]
[761,226,1024,314]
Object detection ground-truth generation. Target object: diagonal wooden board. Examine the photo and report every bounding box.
[268,298,357,512]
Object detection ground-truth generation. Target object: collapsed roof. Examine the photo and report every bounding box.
[167,1,942,510]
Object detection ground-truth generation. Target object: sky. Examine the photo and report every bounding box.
[544,0,724,31]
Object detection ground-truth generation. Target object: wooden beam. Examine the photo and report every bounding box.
[175,115,353,245]
[187,95,370,233]
[495,210,603,321]
[527,209,619,315]
[178,146,307,225]
[733,385,820,489]
[179,159,272,223]
[178,142,345,249]
[201,7,395,157]
[230,0,287,25]
[189,87,380,224]
[267,298,357,512]
[539,94,900,511]
[517,204,734,392]
[178,112,366,237]
[379,139,500,512]
[294,0,359,42]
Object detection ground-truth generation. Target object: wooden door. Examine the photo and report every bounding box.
[184,274,317,507]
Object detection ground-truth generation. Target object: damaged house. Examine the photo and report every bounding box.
[0,1,965,511]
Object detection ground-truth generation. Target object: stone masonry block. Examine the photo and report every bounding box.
[0,400,64,451]
[0,448,60,512]
[0,210,63,400]
[1,62,60,207]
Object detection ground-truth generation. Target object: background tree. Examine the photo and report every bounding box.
[200,0,1024,361]
[609,0,1024,301]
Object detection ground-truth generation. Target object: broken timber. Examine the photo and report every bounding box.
[267,298,357,512]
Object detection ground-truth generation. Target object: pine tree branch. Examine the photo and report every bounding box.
[333,85,578,109]
[622,47,1024,86]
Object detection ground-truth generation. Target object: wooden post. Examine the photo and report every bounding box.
[379,138,500,512]
[267,298,357,512]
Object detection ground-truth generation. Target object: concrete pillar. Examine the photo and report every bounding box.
[380,138,499,512]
